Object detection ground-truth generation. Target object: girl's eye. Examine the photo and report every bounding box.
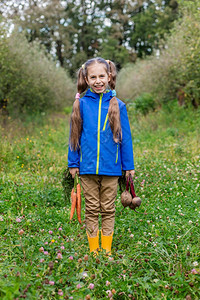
[91,76,96,79]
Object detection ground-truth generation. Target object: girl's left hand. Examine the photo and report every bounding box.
[125,170,135,178]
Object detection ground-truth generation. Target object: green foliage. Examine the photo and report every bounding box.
[130,0,179,57]
[117,0,200,108]
[0,26,74,117]
[0,107,200,299]
[133,93,156,115]
[63,106,73,115]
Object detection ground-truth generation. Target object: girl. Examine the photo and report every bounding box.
[68,57,135,254]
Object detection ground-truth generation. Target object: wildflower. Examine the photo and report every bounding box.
[58,289,63,296]
[0,218,3,221]
[106,281,110,286]
[76,283,81,289]
[51,239,55,243]
[39,247,44,252]
[44,242,48,245]
[49,230,53,234]
[188,220,192,224]
[57,253,63,259]
[58,227,62,231]
[44,251,49,255]
[108,257,114,261]
[40,258,45,263]
[191,269,198,274]
[61,246,65,250]
[88,283,94,290]
[106,290,113,298]
[82,272,88,279]
[193,261,198,267]
[69,256,73,260]
[16,218,21,223]
[49,281,55,285]
[18,229,24,235]
[84,255,89,261]
[130,234,134,238]
[147,220,150,224]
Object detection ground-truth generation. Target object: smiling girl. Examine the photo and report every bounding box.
[68,57,135,254]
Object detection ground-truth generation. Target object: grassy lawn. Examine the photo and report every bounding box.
[0,103,200,299]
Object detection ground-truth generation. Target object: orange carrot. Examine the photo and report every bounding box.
[70,187,77,221]
[76,183,82,224]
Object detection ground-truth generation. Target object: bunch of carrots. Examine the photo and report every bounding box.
[70,174,82,224]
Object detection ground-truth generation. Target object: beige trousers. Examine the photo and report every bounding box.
[80,175,118,237]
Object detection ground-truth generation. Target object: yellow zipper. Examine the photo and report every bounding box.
[96,93,103,174]
[103,113,108,131]
[115,144,118,163]
[80,145,82,162]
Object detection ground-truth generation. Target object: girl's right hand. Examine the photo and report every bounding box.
[69,167,79,178]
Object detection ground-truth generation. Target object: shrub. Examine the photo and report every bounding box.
[0,24,75,117]
[133,93,155,115]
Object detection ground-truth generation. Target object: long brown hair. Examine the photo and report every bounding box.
[69,57,122,150]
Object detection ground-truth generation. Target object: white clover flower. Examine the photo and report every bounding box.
[193,261,198,267]
[188,220,193,224]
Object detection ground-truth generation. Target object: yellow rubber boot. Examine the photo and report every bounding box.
[86,231,99,255]
[101,231,113,255]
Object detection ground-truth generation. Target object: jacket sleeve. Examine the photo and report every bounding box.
[68,144,80,168]
[120,103,134,170]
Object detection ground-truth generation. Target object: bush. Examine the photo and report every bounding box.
[134,93,155,115]
[116,0,200,108]
[0,24,75,117]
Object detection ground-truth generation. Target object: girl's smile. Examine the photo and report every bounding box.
[85,63,110,94]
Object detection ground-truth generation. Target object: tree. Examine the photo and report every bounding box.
[129,0,179,57]
[0,0,179,74]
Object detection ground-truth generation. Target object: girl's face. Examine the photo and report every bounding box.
[85,63,110,94]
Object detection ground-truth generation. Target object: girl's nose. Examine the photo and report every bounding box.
[96,77,101,83]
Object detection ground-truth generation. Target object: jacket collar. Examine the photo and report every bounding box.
[84,88,113,101]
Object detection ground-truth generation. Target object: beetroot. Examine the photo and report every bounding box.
[120,175,142,211]
[121,190,132,207]
[129,196,142,210]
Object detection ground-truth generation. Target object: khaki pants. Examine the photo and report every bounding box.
[80,175,118,237]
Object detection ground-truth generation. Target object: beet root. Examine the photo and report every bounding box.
[121,191,132,207]
[129,197,142,210]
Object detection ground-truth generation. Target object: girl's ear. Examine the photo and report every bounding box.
[85,76,89,85]
[108,72,111,83]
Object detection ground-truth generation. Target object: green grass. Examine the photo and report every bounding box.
[0,104,200,300]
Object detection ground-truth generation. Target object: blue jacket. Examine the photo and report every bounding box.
[68,89,134,176]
